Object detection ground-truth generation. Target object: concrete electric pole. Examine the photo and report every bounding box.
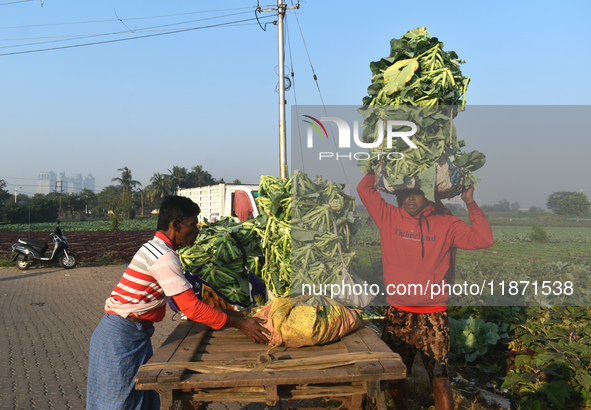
[258,1,300,180]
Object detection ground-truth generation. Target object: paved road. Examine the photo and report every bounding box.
[0,266,293,410]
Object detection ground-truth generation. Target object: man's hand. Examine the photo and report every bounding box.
[226,315,270,344]
[461,185,475,205]
[221,308,248,318]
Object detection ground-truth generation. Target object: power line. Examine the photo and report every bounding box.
[0,24,263,50]
[285,14,305,173]
[3,182,37,187]
[0,10,270,49]
[0,7,253,29]
[0,15,275,57]
[0,175,38,181]
[288,0,349,186]
[0,0,34,5]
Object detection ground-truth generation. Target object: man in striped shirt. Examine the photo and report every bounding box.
[87,196,269,410]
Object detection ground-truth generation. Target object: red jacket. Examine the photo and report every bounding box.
[357,174,494,313]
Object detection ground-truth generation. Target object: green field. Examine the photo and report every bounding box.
[0,217,158,232]
[490,225,591,244]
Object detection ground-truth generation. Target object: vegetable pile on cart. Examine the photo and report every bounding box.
[177,170,363,309]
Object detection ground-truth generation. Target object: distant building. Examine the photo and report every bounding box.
[37,171,57,194]
[83,174,95,192]
[37,171,95,194]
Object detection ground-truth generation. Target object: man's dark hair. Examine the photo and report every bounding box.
[157,196,200,231]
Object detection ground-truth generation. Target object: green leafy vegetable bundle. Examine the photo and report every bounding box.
[290,170,361,296]
[177,172,362,303]
[178,175,293,302]
[178,217,261,305]
[359,27,486,201]
[254,175,292,298]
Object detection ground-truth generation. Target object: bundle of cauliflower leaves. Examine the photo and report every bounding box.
[359,27,485,201]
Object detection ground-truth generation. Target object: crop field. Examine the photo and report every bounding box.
[0,229,153,265]
[0,217,158,233]
[0,218,158,265]
[352,219,591,246]
[490,225,591,243]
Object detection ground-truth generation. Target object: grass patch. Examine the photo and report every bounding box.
[0,254,14,267]
[456,241,590,266]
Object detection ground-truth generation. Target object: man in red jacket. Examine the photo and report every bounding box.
[357,173,493,410]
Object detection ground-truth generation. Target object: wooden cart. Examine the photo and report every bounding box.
[136,320,406,410]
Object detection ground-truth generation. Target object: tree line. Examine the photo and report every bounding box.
[1,169,589,225]
[0,165,241,224]
[449,193,589,220]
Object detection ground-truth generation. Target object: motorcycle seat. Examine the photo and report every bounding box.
[18,239,48,254]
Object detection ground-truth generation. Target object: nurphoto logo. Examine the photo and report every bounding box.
[302,115,418,161]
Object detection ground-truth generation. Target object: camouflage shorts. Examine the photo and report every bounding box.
[381,307,449,379]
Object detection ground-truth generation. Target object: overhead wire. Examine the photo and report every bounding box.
[0,175,39,181]
[0,14,276,57]
[284,13,305,173]
[0,0,34,5]
[0,10,268,49]
[288,1,349,188]
[0,7,253,28]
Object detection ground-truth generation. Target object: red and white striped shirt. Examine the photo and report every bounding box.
[104,231,226,328]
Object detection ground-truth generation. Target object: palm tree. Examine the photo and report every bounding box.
[190,165,216,187]
[111,167,142,219]
[111,166,142,194]
[168,166,189,190]
[147,173,173,208]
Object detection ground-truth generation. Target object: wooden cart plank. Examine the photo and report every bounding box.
[198,340,345,354]
[193,346,348,363]
[356,326,407,378]
[157,321,209,383]
[197,343,275,353]
[176,383,368,402]
[178,366,388,388]
[340,328,384,375]
[139,351,399,376]
[136,320,197,384]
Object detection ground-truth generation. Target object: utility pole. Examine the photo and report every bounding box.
[56,180,63,220]
[258,1,300,180]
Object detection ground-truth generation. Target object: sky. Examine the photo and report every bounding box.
[0,0,589,209]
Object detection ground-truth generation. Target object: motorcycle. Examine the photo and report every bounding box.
[11,220,77,270]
